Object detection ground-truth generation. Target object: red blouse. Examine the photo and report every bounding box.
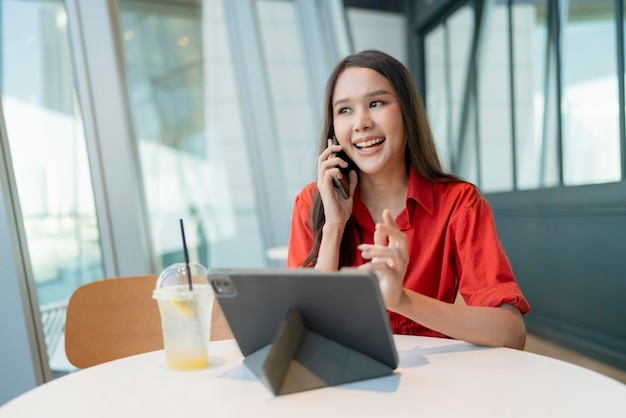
[286,168,531,338]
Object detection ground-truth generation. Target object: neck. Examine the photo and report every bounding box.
[359,164,409,223]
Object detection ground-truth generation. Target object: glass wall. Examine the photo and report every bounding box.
[424,0,623,192]
[560,0,620,186]
[347,5,407,64]
[478,0,513,192]
[540,4,560,189]
[254,0,317,203]
[425,4,475,180]
[425,26,450,169]
[117,0,265,270]
[447,5,475,181]
[512,0,553,190]
[0,0,104,374]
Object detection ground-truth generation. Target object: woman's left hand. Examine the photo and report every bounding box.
[358,209,409,309]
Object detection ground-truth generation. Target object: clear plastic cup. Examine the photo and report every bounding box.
[152,263,214,370]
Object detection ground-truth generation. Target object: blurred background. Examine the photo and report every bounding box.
[1,0,625,403]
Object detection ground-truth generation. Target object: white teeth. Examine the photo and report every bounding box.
[355,138,385,149]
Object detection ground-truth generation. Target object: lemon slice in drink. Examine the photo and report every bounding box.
[171,300,193,317]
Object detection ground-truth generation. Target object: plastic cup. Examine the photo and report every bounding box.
[152,262,214,370]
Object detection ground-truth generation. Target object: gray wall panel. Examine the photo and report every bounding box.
[493,208,626,368]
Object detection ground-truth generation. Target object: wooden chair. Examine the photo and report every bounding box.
[65,275,233,369]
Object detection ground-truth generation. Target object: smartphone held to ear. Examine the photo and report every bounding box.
[331,136,350,200]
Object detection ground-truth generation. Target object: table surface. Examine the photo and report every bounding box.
[2,335,625,418]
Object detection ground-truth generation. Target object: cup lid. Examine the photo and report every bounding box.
[153,262,212,300]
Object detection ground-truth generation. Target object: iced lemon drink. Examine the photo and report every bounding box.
[153,263,214,370]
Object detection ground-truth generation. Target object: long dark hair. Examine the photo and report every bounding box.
[301,50,461,267]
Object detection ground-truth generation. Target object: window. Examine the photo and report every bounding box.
[347,5,407,64]
[1,0,104,375]
[478,0,513,192]
[425,26,451,170]
[117,0,266,269]
[424,5,476,181]
[560,0,620,186]
[254,0,317,203]
[512,0,556,189]
[424,0,623,191]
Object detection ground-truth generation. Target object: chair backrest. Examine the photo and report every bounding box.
[64,275,162,369]
[65,274,234,369]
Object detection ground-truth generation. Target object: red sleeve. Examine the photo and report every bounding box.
[452,189,531,315]
[286,183,317,268]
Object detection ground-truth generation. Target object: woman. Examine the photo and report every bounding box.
[287,50,530,349]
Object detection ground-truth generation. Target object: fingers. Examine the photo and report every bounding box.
[318,140,349,188]
[358,260,393,276]
[318,139,358,204]
[376,224,407,253]
[319,139,347,170]
[358,209,408,309]
[348,170,358,195]
[382,208,396,226]
[358,260,394,278]
[359,244,398,257]
[373,214,406,251]
[359,209,408,268]
[358,244,400,268]
[377,209,399,232]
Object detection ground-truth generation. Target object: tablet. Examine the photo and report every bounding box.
[207,268,398,369]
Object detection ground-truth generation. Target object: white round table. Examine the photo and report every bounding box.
[1,335,624,417]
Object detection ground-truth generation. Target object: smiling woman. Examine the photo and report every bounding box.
[332,67,406,181]
[287,50,530,350]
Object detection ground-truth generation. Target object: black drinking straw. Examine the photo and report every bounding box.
[179,218,193,291]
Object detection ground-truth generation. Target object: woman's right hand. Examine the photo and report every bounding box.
[317,139,358,227]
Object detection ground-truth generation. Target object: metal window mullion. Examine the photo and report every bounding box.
[66,0,155,276]
[407,0,422,89]
[508,0,518,190]
[65,0,116,277]
[555,0,564,186]
[616,0,626,180]
[413,22,424,98]
[444,21,454,169]
[473,59,481,186]
[539,0,554,187]
[455,0,488,177]
[0,3,2,88]
[474,0,492,187]
[222,0,289,251]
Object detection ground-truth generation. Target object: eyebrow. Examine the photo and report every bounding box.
[333,89,393,107]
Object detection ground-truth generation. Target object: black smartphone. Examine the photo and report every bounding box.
[331,135,350,199]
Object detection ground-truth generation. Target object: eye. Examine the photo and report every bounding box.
[370,100,384,108]
[337,107,351,115]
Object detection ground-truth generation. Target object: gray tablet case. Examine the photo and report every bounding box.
[207,268,398,395]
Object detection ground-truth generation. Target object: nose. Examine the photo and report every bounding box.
[353,107,372,132]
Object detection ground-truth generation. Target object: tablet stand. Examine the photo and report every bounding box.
[243,308,394,396]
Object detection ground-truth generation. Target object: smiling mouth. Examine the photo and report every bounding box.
[355,137,385,150]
